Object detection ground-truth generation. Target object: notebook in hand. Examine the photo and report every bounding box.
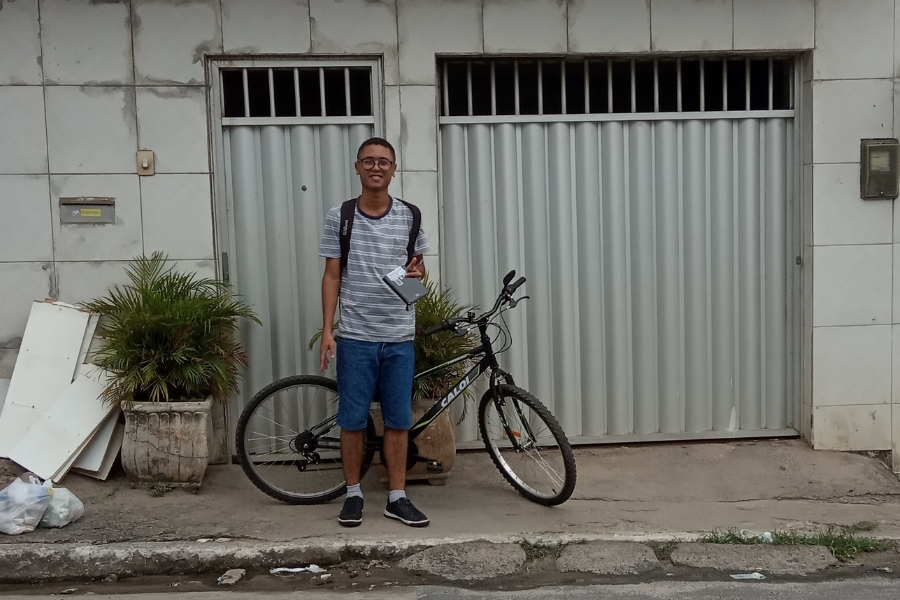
[383,266,429,306]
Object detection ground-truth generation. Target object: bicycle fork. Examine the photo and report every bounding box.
[489,370,538,452]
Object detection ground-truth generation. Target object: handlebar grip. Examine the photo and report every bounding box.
[422,320,452,336]
[507,276,526,294]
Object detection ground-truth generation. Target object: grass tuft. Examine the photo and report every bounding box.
[650,541,678,563]
[698,526,882,561]
[519,540,567,561]
[841,520,877,533]
[148,483,174,497]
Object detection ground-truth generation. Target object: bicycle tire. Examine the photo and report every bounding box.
[236,375,375,505]
[478,384,577,506]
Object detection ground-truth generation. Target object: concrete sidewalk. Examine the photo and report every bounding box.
[1,439,899,582]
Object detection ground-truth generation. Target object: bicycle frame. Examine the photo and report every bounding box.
[407,320,514,440]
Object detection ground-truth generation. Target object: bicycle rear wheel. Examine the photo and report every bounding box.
[236,375,375,505]
[478,384,576,506]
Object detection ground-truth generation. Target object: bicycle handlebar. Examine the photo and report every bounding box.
[421,271,526,336]
[506,276,526,295]
[421,320,454,336]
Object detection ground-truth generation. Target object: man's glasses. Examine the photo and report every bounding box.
[358,157,395,170]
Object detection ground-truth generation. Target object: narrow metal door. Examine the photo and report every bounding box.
[210,61,380,437]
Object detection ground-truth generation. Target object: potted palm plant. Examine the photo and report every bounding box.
[84,252,260,487]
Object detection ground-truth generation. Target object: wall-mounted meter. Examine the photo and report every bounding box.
[860,138,900,200]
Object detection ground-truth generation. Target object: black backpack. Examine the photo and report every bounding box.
[339,197,422,271]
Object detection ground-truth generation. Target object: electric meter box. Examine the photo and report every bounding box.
[860,139,900,200]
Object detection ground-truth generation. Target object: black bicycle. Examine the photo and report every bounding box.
[236,270,577,506]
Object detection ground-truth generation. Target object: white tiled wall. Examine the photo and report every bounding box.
[55,261,131,306]
[401,170,441,258]
[222,0,311,55]
[133,0,222,85]
[0,262,53,345]
[397,0,483,85]
[310,0,399,85]
[0,86,47,174]
[140,175,215,260]
[483,0,567,54]
[892,326,900,402]
[812,325,892,407]
[812,245,892,327]
[811,79,894,165]
[50,175,144,262]
[733,0,814,50]
[894,246,900,322]
[46,87,138,174]
[136,87,210,174]
[399,86,438,172]
[813,163,893,246]
[814,0,894,80]
[384,86,404,168]
[0,0,41,85]
[0,352,15,381]
[807,0,899,455]
[568,0,651,53]
[800,323,813,439]
[894,407,900,475]
[813,404,892,451]
[650,0,733,52]
[41,0,134,85]
[0,175,53,263]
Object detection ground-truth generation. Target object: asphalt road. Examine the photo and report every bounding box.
[3,580,900,600]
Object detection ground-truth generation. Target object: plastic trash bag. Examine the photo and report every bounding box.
[40,487,84,528]
[0,478,52,535]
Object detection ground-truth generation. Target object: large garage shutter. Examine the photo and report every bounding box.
[439,58,800,444]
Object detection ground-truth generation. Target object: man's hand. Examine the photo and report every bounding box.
[320,331,336,372]
[406,255,425,280]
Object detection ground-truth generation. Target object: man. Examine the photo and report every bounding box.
[318,137,430,528]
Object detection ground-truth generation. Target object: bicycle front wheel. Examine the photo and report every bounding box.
[236,375,375,505]
[478,384,577,506]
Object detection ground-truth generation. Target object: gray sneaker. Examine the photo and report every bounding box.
[339,496,363,527]
[384,497,429,527]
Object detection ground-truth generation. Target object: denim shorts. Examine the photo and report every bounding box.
[336,337,414,431]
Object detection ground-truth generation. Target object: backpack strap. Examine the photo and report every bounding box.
[397,199,422,266]
[339,197,421,271]
[339,198,357,272]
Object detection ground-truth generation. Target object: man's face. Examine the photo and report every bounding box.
[355,144,396,192]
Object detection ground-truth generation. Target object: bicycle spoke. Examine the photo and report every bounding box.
[237,376,376,505]
[479,385,575,505]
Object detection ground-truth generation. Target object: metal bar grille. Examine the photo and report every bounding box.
[439,56,794,119]
[221,64,375,124]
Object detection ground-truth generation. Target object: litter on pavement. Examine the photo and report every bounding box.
[0,472,83,535]
[270,565,327,575]
[730,572,766,580]
[216,568,246,586]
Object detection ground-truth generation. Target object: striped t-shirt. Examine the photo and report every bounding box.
[319,198,429,343]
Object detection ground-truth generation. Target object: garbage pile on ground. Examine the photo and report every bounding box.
[0,301,122,484]
[0,471,84,535]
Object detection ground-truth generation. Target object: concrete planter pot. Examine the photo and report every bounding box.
[373,398,456,486]
[121,398,212,487]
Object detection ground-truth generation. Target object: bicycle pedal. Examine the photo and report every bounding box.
[426,460,443,474]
